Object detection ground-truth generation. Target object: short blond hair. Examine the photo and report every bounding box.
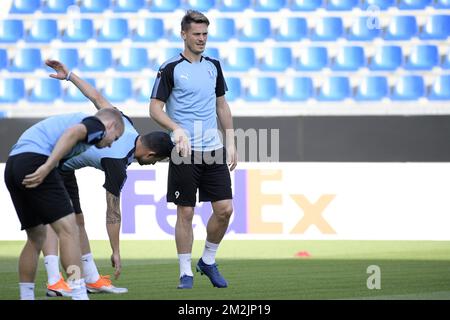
[95,108,124,132]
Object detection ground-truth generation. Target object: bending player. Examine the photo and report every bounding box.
[42,59,173,296]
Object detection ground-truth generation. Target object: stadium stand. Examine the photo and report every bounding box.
[1,0,450,117]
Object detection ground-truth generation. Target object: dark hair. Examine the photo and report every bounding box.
[141,131,174,158]
[181,10,209,31]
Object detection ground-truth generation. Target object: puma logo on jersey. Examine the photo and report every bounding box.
[180,74,189,80]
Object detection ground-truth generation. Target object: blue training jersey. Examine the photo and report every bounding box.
[151,53,227,151]
[60,114,138,196]
[9,112,106,159]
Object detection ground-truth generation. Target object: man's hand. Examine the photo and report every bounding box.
[173,128,191,158]
[111,253,122,280]
[226,144,238,171]
[22,164,53,188]
[46,59,69,80]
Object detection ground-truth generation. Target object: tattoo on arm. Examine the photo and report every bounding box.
[106,191,121,224]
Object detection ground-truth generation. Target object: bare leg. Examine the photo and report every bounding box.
[207,199,233,244]
[75,213,91,256]
[175,206,195,284]
[42,225,59,256]
[49,213,82,280]
[19,225,47,283]
[196,199,233,288]
[175,206,195,254]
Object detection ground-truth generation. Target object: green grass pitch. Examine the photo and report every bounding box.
[1,240,450,300]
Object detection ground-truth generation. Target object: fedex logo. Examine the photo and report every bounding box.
[121,169,336,235]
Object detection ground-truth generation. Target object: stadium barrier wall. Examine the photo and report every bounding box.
[3,116,450,162]
[2,162,450,240]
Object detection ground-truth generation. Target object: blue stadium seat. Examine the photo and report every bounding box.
[346,16,381,41]
[0,50,6,70]
[361,0,395,9]
[404,45,438,70]
[317,77,350,101]
[9,48,42,72]
[275,17,307,41]
[116,48,149,72]
[224,77,241,101]
[149,0,180,12]
[434,0,450,8]
[154,47,182,70]
[98,19,129,42]
[63,78,96,102]
[391,76,424,100]
[50,48,79,70]
[290,0,322,11]
[25,19,58,43]
[369,45,402,71]
[238,18,271,42]
[280,77,313,101]
[102,78,132,103]
[62,19,94,42]
[167,26,183,43]
[254,0,286,11]
[428,75,450,100]
[0,79,25,103]
[442,49,450,69]
[327,0,359,10]
[398,0,430,9]
[384,16,417,40]
[354,76,388,101]
[260,47,292,71]
[79,48,112,72]
[0,20,23,43]
[114,0,146,12]
[420,15,450,40]
[132,19,164,42]
[185,0,215,11]
[136,78,155,102]
[203,47,220,59]
[331,46,365,71]
[42,0,75,13]
[218,0,251,11]
[244,77,277,102]
[208,18,235,42]
[295,46,328,71]
[28,79,61,103]
[10,0,40,13]
[310,17,343,41]
[79,0,110,12]
[223,47,255,72]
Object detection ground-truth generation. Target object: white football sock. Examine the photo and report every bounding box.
[81,253,100,284]
[178,253,193,278]
[68,278,89,300]
[19,282,35,300]
[201,240,219,265]
[44,255,61,285]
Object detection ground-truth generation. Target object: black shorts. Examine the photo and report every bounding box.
[58,169,82,214]
[4,153,74,230]
[167,148,232,207]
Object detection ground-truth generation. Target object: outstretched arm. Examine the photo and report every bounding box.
[106,191,122,280]
[46,59,114,110]
[22,124,87,188]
